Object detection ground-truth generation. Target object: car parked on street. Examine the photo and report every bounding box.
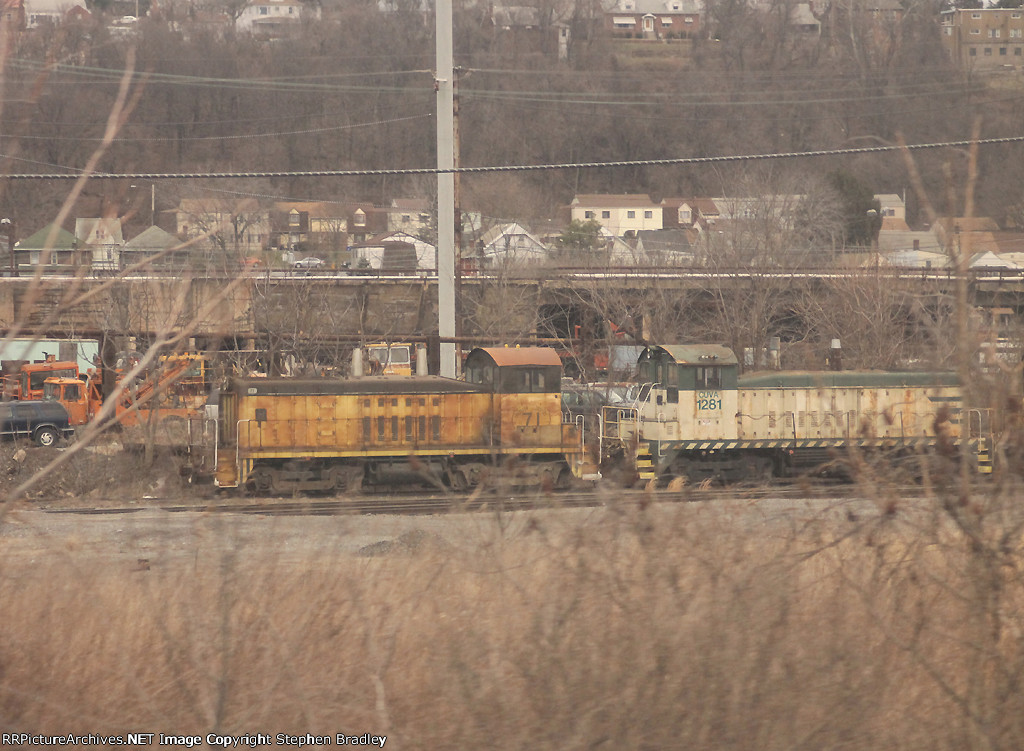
[292,256,325,270]
[0,400,75,446]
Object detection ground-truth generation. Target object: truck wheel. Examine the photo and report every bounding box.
[34,427,59,447]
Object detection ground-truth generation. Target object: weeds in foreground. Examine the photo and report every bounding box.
[1,479,1023,750]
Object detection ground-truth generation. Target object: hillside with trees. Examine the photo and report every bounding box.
[0,0,1021,235]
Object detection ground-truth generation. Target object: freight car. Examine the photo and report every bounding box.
[215,347,584,494]
[601,344,993,484]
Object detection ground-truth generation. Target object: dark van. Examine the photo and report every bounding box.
[0,401,74,446]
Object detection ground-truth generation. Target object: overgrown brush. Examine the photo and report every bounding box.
[2,485,1023,750]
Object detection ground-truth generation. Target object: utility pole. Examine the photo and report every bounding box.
[436,0,456,378]
[453,66,463,368]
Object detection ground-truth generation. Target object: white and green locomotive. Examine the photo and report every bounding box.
[602,344,990,483]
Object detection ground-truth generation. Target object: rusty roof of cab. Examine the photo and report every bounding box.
[467,346,563,367]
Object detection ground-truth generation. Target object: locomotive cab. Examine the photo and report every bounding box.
[636,345,739,442]
[465,346,567,447]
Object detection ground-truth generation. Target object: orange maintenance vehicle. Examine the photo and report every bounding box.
[43,352,210,448]
[3,355,80,401]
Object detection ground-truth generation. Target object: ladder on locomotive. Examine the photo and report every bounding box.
[600,383,656,475]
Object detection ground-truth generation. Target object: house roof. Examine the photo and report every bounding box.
[391,198,429,211]
[606,0,701,14]
[124,225,180,250]
[24,0,87,14]
[75,218,123,245]
[18,223,76,250]
[571,193,657,208]
[273,201,345,216]
[177,198,262,215]
[662,197,720,215]
[365,231,434,247]
[635,229,692,250]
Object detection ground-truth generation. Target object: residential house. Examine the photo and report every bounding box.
[569,194,663,237]
[352,231,436,271]
[387,198,432,236]
[236,0,320,37]
[634,229,695,265]
[606,0,703,39]
[23,0,88,27]
[941,7,1024,69]
[489,3,571,59]
[1,0,24,30]
[661,197,720,230]
[75,218,123,272]
[269,202,348,258]
[121,226,189,271]
[875,193,909,230]
[345,203,390,245]
[174,198,268,256]
[14,223,80,272]
[477,222,549,267]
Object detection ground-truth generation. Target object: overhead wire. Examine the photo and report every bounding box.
[2,134,1022,180]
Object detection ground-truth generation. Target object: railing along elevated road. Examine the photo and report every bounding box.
[0,264,1021,343]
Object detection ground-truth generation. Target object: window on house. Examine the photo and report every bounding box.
[1001,47,1008,54]
[1013,12,1021,18]
[1017,47,1022,54]
[985,47,993,55]
[972,12,982,18]
[684,17,692,22]
[971,28,981,34]
[644,210,653,219]
[259,6,268,14]
[354,210,366,226]
[584,211,595,219]
[601,211,610,219]
[627,210,636,219]
[662,18,672,25]
[970,47,978,54]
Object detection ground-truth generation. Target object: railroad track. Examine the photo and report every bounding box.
[42,481,881,517]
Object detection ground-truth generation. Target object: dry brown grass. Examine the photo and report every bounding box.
[2,489,1024,750]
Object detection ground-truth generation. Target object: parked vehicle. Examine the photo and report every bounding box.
[292,256,324,270]
[0,400,74,446]
[2,355,79,401]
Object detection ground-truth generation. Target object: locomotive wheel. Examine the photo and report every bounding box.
[330,465,364,495]
[246,467,275,495]
[447,468,469,491]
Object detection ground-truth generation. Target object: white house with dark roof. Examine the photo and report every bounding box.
[22,0,88,28]
[606,0,703,39]
[236,0,320,36]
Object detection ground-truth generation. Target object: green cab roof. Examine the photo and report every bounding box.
[643,344,739,366]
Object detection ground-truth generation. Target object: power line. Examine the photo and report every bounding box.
[1,135,1022,180]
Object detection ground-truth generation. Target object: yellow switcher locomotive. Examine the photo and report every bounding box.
[215,347,583,494]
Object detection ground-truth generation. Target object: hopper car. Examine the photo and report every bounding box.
[214,347,586,494]
[600,344,993,484]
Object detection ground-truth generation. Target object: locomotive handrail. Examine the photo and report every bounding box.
[235,419,252,482]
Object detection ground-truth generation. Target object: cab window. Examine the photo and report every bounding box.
[696,367,721,389]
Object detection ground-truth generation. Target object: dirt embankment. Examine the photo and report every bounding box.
[0,440,200,506]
